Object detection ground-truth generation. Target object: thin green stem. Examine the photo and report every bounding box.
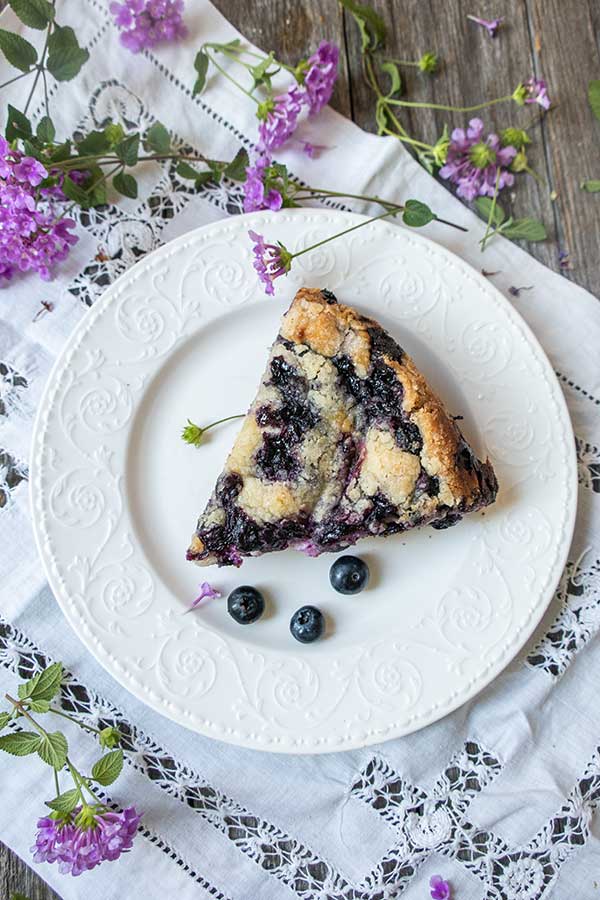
[24,18,53,115]
[203,414,245,432]
[48,706,103,735]
[67,759,89,808]
[383,57,420,67]
[385,95,511,112]
[203,49,259,102]
[41,67,50,120]
[290,208,402,262]
[0,70,33,91]
[481,169,502,251]
[380,126,434,151]
[5,694,51,739]
[206,41,295,74]
[53,768,60,798]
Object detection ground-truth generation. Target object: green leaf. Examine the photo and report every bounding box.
[115,133,140,166]
[28,662,63,702]
[250,52,275,88]
[47,25,89,81]
[29,699,51,713]
[104,122,125,147]
[76,130,111,155]
[475,196,505,227]
[45,787,80,814]
[176,160,201,180]
[49,139,72,162]
[588,79,600,122]
[62,173,90,205]
[402,199,435,228]
[5,104,31,141]
[83,165,107,207]
[501,217,547,242]
[99,725,121,749]
[193,50,209,95]
[37,731,68,769]
[0,28,37,72]
[113,171,138,199]
[380,60,402,98]
[0,712,11,731]
[194,170,215,186]
[36,115,55,143]
[223,147,249,182]
[144,121,170,154]
[0,731,41,757]
[581,179,600,193]
[8,0,54,29]
[339,0,386,52]
[91,748,124,786]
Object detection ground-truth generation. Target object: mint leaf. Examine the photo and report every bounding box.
[47,25,89,81]
[501,217,547,242]
[62,173,89,205]
[29,699,51,713]
[402,199,435,228]
[37,731,68,769]
[0,28,37,72]
[91,749,124,786]
[0,712,11,731]
[45,787,80,814]
[5,104,31,141]
[144,121,170,154]
[588,79,600,122]
[339,0,386,52]
[193,50,209,95]
[113,171,138,199]
[581,179,600,193]
[475,196,505,227]
[177,160,201,180]
[0,731,41,756]
[115,133,139,166]
[77,130,111,155]
[49,139,72,162]
[24,662,63,703]
[380,60,401,98]
[36,115,55,143]
[8,0,54,28]
[224,147,249,182]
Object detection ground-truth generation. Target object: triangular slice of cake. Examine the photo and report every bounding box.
[187,288,498,567]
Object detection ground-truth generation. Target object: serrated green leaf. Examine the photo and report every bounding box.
[501,217,547,242]
[588,80,600,122]
[62,173,89,206]
[28,662,63,702]
[0,712,11,731]
[144,121,170,154]
[8,0,54,29]
[113,171,138,199]
[76,130,111,155]
[380,60,402,98]
[45,787,80,814]
[84,166,107,207]
[339,0,386,52]
[581,179,600,193]
[47,25,89,81]
[193,50,209,95]
[0,731,41,757]
[91,748,124,786]
[223,147,249,182]
[402,198,435,228]
[0,28,37,72]
[176,160,201,180]
[5,104,31,141]
[475,196,505,227]
[29,699,51,713]
[36,115,55,143]
[37,731,68,769]
[115,133,139,166]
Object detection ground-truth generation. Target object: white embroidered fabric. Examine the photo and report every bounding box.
[0,2,599,898]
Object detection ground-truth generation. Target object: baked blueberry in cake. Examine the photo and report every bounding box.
[187,287,498,567]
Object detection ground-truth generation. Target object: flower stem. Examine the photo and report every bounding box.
[481,169,502,251]
[290,208,402,262]
[5,694,51,739]
[202,48,259,102]
[48,706,103,735]
[379,126,434,151]
[53,768,60,798]
[203,414,245,431]
[0,70,33,91]
[385,95,512,112]
[24,19,53,116]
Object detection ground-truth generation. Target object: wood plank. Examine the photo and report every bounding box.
[0,841,61,900]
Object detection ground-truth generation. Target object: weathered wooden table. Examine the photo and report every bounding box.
[2,1,598,897]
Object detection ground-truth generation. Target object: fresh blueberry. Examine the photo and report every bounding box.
[329,555,370,594]
[290,605,324,643]
[227,586,265,624]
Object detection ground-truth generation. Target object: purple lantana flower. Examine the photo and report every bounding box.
[430,874,451,900]
[439,118,517,201]
[243,155,283,213]
[301,41,339,115]
[248,230,291,296]
[467,14,503,37]
[188,582,221,611]
[110,0,187,53]
[257,87,305,152]
[523,77,551,110]
[0,141,78,283]
[32,806,142,876]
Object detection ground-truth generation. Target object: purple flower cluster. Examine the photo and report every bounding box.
[243,154,283,213]
[439,118,517,201]
[303,41,340,115]
[258,87,305,153]
[248,230,290,296]
[110,0,187,53]
[32,806,141,876]
[0,137,78,283]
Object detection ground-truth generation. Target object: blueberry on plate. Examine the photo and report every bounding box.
[227,586,265,624]
[290,605,324,643]
[329,555,370,595]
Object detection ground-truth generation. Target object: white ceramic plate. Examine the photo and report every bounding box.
[30,209,577,753]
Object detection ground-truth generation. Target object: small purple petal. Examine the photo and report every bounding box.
[430,874,451,900]
[302,41,339,115]
[189,582,222,610]
[467,14,503,37]
[524,76,551,110]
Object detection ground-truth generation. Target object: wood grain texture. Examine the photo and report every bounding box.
[1,1,599,897]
